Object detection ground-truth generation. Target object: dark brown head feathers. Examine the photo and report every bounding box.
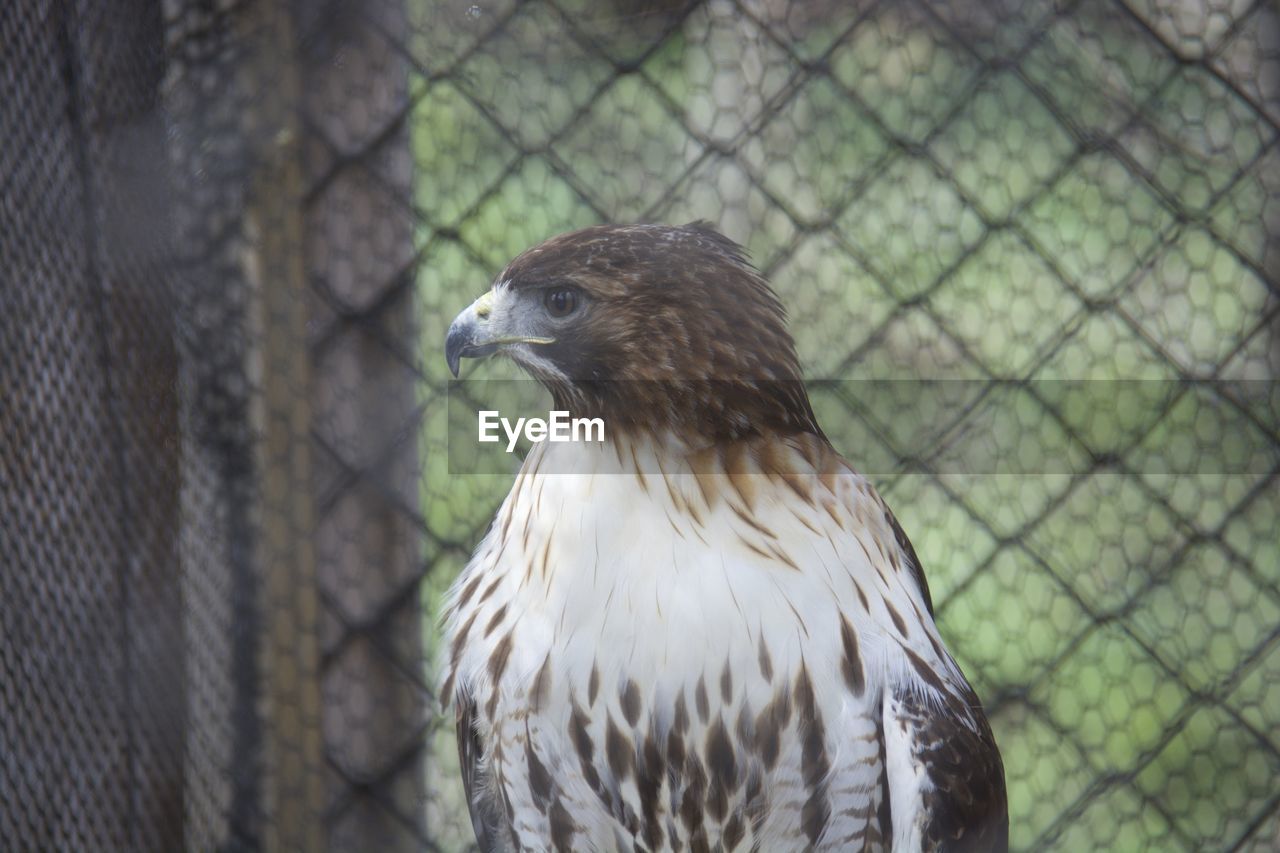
[496,222,823,442]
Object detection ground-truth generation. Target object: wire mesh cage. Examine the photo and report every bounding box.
[1,0,1278,850]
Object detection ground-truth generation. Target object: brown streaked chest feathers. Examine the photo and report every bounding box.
[440,432,982,852]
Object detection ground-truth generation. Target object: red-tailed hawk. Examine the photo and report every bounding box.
[441,223,1007,852]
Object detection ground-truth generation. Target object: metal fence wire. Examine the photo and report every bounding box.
[2,0,1278,850]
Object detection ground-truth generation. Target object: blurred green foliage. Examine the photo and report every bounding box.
[409,1,1279,849]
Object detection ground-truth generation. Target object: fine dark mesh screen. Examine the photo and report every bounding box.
[1,0,1277,851]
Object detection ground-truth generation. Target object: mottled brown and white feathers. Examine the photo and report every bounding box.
[440,223,1007,852]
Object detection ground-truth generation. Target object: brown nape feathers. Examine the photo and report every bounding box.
[495,221,822,441]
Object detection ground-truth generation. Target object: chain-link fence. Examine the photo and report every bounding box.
[2,0,1277,850]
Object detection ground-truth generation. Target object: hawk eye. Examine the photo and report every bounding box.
[544,287,579,318]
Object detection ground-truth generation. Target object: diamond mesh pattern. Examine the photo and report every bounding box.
[2,0,1278,851]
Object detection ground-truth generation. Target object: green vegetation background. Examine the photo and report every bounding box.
[406,2,1279,850]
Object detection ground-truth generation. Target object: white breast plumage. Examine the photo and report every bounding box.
[440,432,1004,853]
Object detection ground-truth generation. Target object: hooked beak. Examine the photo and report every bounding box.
[445,289,556,377]
[445,291,497,378]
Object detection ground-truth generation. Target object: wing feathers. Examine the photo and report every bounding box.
[882,683,1008,853]
[457,694,517,852]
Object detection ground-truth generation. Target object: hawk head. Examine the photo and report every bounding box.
[445,222,821,440]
